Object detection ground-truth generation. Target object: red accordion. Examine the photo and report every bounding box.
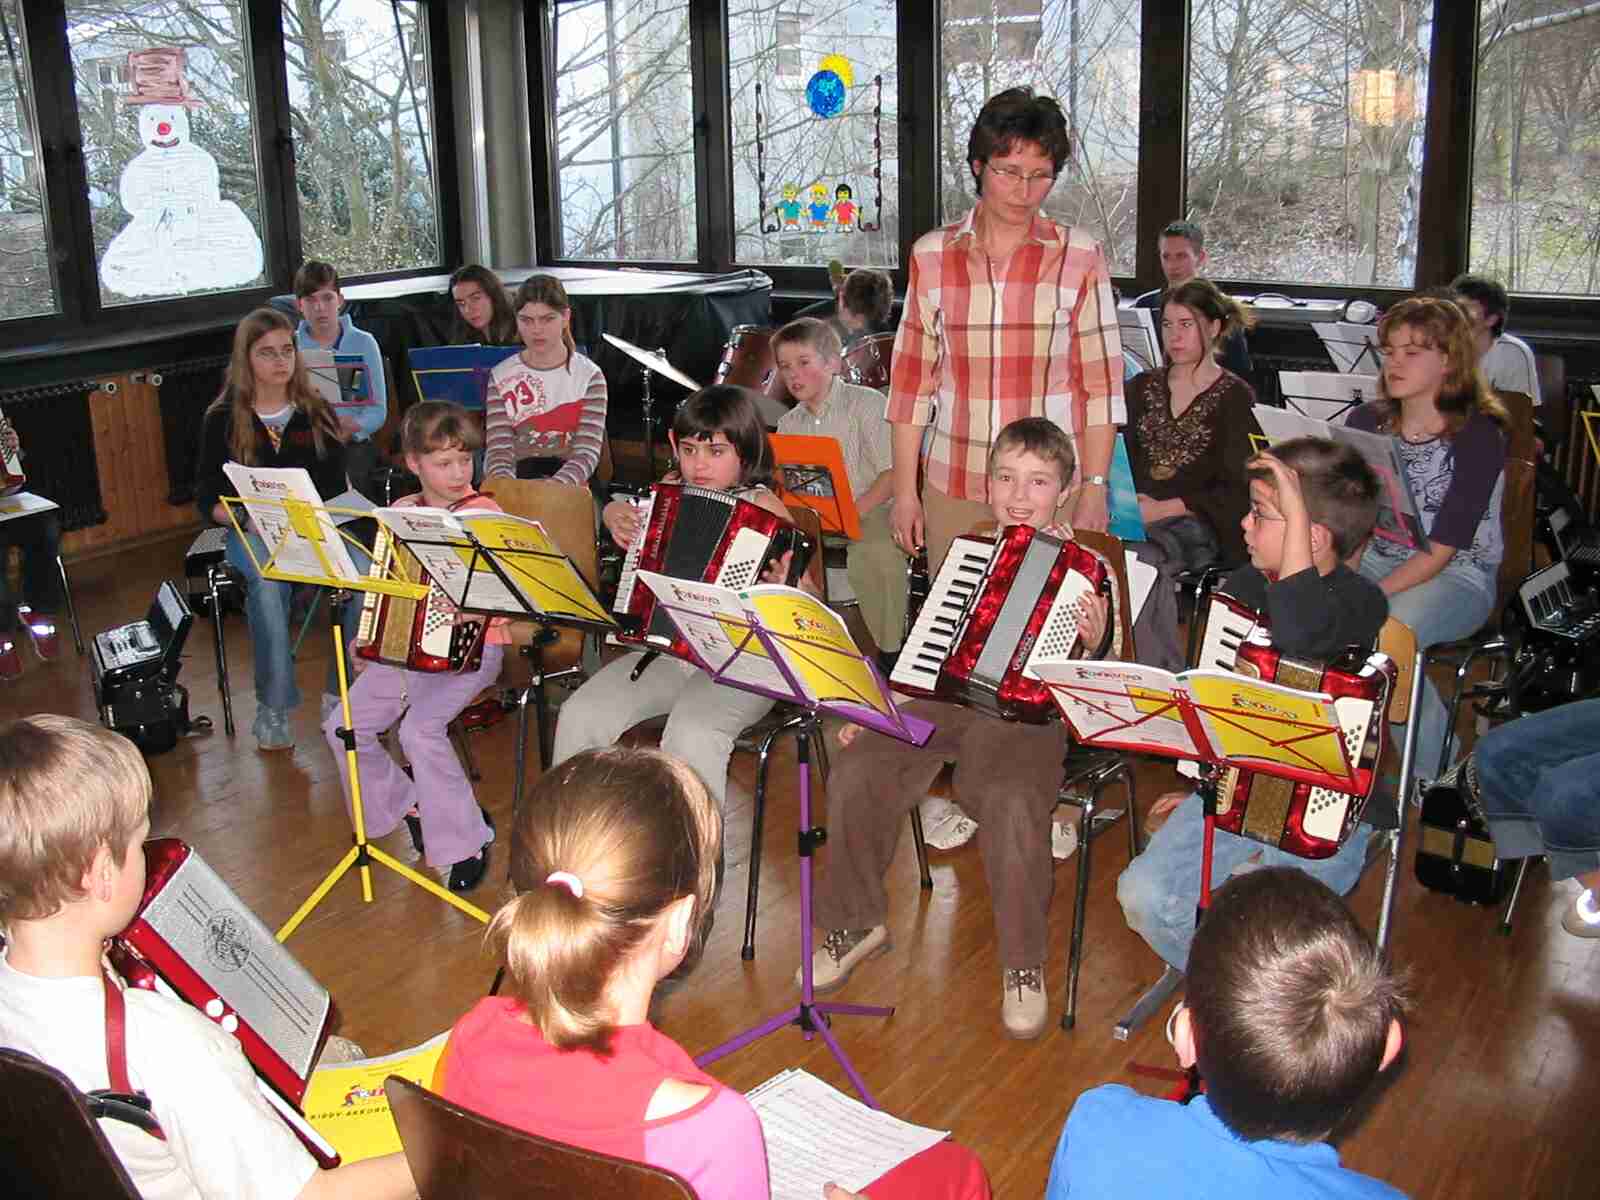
[1214,632,1396,859]
[891,524,1115,723]
[356,518,487,673]
[612,482,814,654]
[107,838,340,1165]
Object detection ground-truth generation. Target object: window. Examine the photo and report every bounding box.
[940,0,1141,275]
[1471,2,1600,295]
[284,0,441,274]
[729,0,899,268]
[548,0,697,263]
[0,0,55,321]
[1184,0,1427,288]
[67,1,269,306]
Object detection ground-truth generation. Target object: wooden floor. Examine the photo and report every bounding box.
[11,532,1600,1199]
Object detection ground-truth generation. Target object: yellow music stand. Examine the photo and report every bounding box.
[219,493,493,941]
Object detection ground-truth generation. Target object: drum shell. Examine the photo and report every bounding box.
[841,332,895,391]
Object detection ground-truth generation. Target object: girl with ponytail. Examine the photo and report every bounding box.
[435,747,992,1200]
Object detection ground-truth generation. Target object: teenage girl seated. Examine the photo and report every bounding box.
[1345,295,1509,777]
[447,264,518,346]
[194,308,351,752]
[482,274,607,485]
[550,384,797,814]
[435,746,992,1200]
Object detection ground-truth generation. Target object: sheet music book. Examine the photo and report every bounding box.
[1311,321,1383,374]
[637,572,934,744]
[0,490,58,525]
[408,344,519,411]
[1117,305,1162,372]
[1277,371,1379,425]
[372,505,614,629]
[223,463,368,584]
[1034,658,1359,791]
[771,432,862,539]
[303,1032,450,1164]
[1251,404,1429,552]
[746,1068,949,1199]
[301,347,376,412]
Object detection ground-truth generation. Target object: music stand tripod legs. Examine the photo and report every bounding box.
[695,710,894,1108]
[275,595,492,943]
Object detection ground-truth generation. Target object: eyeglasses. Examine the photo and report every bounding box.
[252,346,296,363]
[986,164,1056,188]
[1246,503,1284,524]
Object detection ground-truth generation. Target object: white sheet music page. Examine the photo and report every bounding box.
[746,1068,949,1198]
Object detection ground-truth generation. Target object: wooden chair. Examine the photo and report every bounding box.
[0,1048,143,1199]
[484,478,601,821]
[1427,389,1540,775]
[387,1075,699,1200]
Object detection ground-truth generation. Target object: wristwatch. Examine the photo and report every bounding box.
[1081,474,1109,487]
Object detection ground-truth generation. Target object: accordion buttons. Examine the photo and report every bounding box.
[204,998,224,1018]
[221,1014,239,1035]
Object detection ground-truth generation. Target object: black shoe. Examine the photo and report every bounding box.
[446,808,495,894]
[403,812,424,854]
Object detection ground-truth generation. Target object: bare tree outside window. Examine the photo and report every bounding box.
[284,0,441,275]
[1472,0,1600,295]
[940,0,1141,274]
[0,0,58,321]
[1184,0,1429,288]
[549,0,697,263]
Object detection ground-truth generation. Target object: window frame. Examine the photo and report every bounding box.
[0,0,460,354]
[528,2,1598,334]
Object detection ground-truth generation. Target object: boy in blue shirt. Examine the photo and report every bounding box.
[1048,867,1407,1199]
[294,260,388,500]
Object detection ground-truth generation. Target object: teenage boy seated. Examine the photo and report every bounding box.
[805,418,1116,1040]
[1117,438,1389,972]
[294,260,389,500]
[1048,867,1407,1199]
[773,317,902,666]
[0,714,414,1200]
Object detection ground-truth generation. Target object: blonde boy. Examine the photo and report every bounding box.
[773,317,905,666]
[804,418,1114,1039]
[0,715,412,1200]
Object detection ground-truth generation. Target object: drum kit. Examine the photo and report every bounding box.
[602,321,896,478]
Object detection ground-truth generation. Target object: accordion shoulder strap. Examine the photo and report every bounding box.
[92,968,166,1141]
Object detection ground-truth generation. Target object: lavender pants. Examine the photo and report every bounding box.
[323,645,502,868]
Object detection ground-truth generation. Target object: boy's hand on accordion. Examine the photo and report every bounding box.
[1073,593,1109,657]
[602,498,643,548]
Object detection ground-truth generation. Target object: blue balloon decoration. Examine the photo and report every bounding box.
[806,69,846,118]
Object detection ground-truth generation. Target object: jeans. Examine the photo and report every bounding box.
[1117,792,1373,971]
[0,508,62,631]
[1356,544,1495,779]
[226,528,366,714]
[1474,698,1600,883]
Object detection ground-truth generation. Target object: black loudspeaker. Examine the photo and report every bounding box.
[1415,756,1511,906]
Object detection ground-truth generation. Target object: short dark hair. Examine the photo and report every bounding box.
[1159,220,1206,253]
[840,269,893,328]
[402,400,483,456]
[671,384,774,489]
[293,260,339,299]
[1247,436,1380,559]
[1186,868,1404,1144]
[1449,273,1509,338]
[967,87,1071,195]
[990,416,1076,488]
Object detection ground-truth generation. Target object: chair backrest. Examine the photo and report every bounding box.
[787,503,828,600]
[387,1075,699,1200]
[484,478,600,586]
[0,1049,143,1199]
[1377,616,1419,727]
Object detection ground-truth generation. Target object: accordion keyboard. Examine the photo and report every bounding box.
[1194,595,1260,672]
[891,536,993,694]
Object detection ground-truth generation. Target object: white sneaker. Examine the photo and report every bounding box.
[797,925,891,993]
[1001,965,1049,1039]
[920,795,978,851]
[1562,888,1600,939]
[1051,817,1079,861]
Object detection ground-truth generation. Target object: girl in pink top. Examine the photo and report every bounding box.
[436,747,991,1200]
[322,402,504,893]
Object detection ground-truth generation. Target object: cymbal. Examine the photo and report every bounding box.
[601,333,702,394]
